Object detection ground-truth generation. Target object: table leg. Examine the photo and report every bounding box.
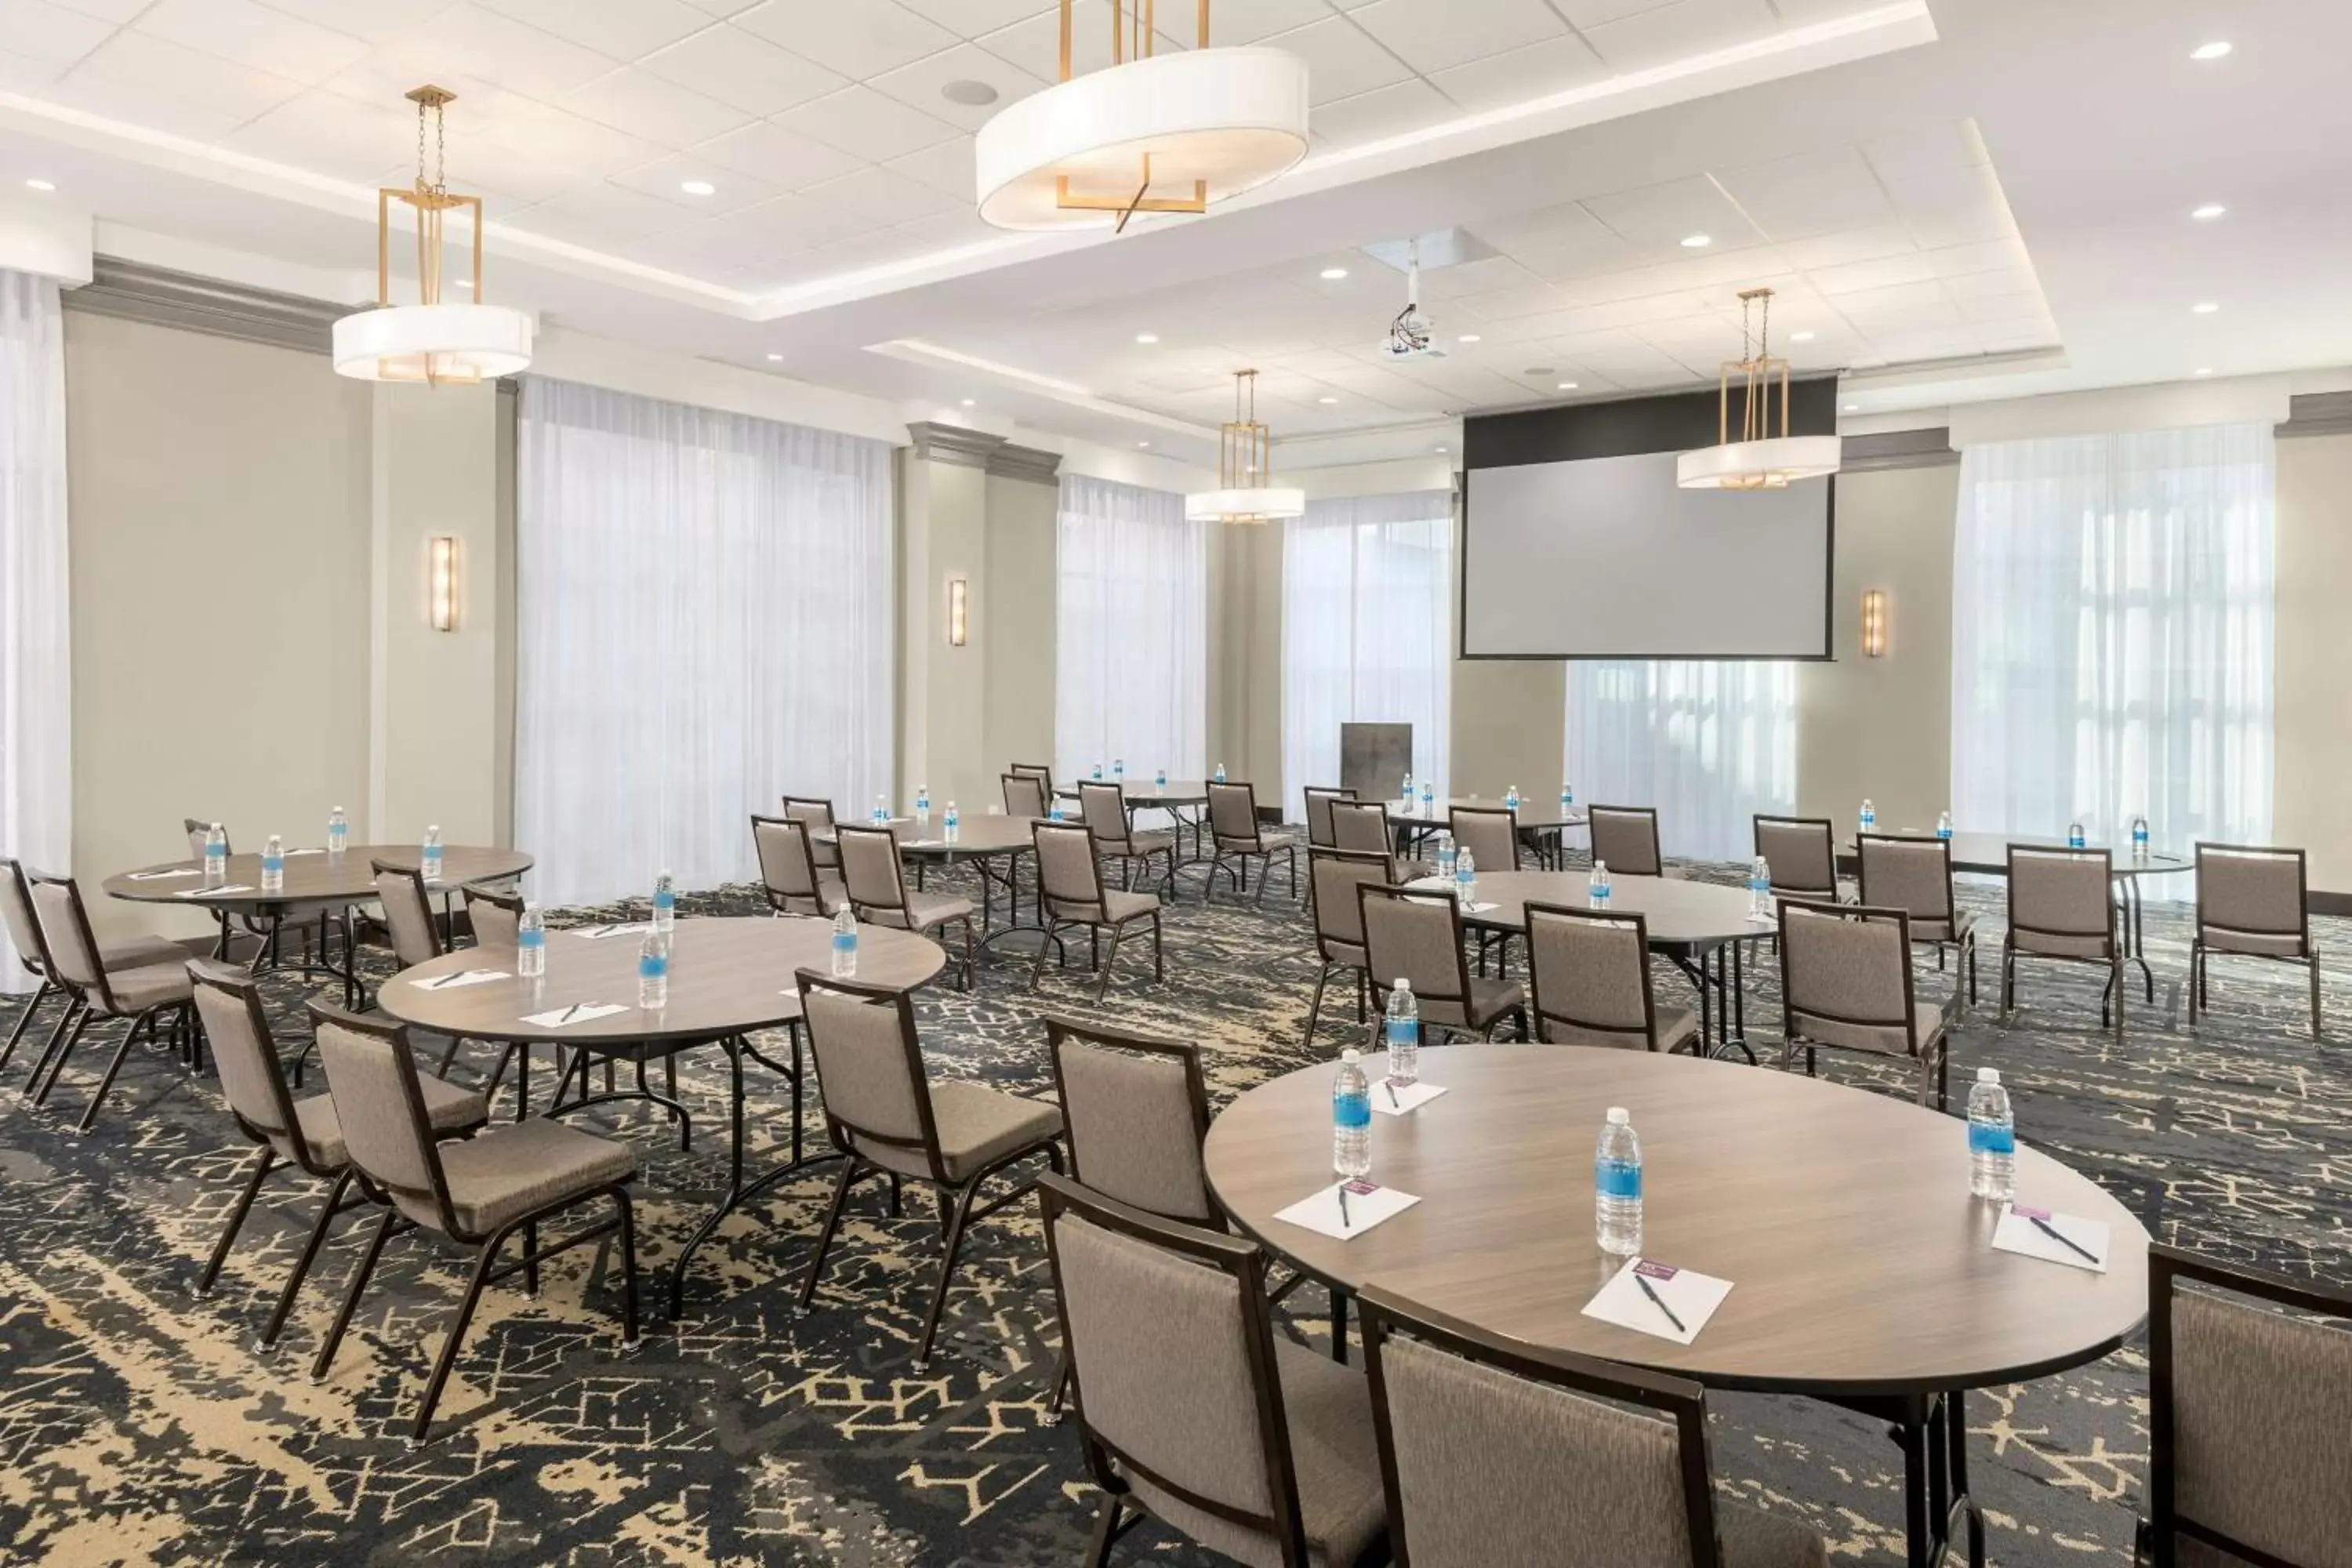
[670,1026,841,1318]
[2122,878,2155,1001]
[1947,1389,1986,1567]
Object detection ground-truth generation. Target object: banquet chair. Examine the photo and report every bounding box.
[1356,883,1526,1041]
[1778,899,1952,1110]
[1207,781,1300,906]
[1002,771,1051,820]
[1753,815,1842,904]
[1331,799,1433,880]
[1302,786,1356,849]
[1448,805,1522,873]
[1079,779,1178,900]
[1588,805,1665,877]
[1523,902,1698,1053]
[23,870,199,1131]
[461,884,524,949]
[2190,844,2321,1040]
[2002,846,2125,1038]
[781,796,842,869]
[1857,833,1978,1008]
[837,825,976,990]
[751,813,848,917]
[0,855,184,1080]
[1029,822,1164,1002]
[1305,849,1391,1047]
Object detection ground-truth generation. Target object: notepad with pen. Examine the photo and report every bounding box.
[1581,1258,1734,1345]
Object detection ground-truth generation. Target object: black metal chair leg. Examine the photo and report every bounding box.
[612,1188,642,1349]
[915,1180,982,1369]
[411,1227,511,1444]
[77,1012,154,1132]
[1083,1495,1122,1568]
[262,1170,352,1349]
[31,1006,93,1105]
[196,1145,278,1295]
[0,981,51,1072]
[1093,927,1123,1003]
[797,1156,862,1313]
[1302,966,1329,1047]
[312,1206,400,1382]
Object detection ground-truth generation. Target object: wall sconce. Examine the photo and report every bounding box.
[430,535,459,632]
[947,576,968,646]
[1860,588,1888,658]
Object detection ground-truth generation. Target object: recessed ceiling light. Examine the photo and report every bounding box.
[452,277,474,289]
[1436,445,1448,454]
[680,179,716,196]
[1319,267,1348,280]
[24,177,55,192]
[765,352,782,361]
[1789,330,1816,342]
[1679,233,1711,249]
[1137,440,1151,448]
[1556,381,1578,390]
[1134,332,1159,343]
[2190,40,2232,60]
[1318,395,1338,404]
[1458,334,1481,343]
[2191,301,2220,314]
[1842,403,1860,413]
[2190,202,2227,220]
[2195,367,2214,376]
[960,397,975,407]
[940,78,999,106]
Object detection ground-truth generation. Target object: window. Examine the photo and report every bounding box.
[1951,422,2274,851]
[1281,491,1454,818]
[1564,661,1798,862]
[1054,474,1207,782]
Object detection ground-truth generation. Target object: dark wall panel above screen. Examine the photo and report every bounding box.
[1463,376,1842,470]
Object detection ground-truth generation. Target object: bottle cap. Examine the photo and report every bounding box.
[1341,1047,1361,1062]
[1394,977,1410,990]
[1977,1067,2000,1084]
[1606,1106,1630,1124]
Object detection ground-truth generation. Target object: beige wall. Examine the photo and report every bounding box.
[2273,431,2352,888]
[982,471,1058,785]
[64,311,373,938]
[897,452,991,812]
[1208,521,1284,797]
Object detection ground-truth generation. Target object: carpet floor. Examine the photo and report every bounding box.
[1,855,2346,1566]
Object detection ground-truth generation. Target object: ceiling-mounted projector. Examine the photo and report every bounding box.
[1373,236,1443,361]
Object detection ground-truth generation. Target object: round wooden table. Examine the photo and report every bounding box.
[1054,779,1214,864]
[382,915,944,1314]
[818,812,1043,935]
[1205,1046,2150,1567]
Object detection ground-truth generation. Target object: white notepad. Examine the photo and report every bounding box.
[1272,1180,1420,1240]
[128,868,201,880]
[283,848,325,856]
[1991,1205,2111,1272]
[417,968,510,991]
[175,884,253,898]
[570,922,652,941]
[521,1002,630,1028]
[1369,1080,1448,1116]
[1582,1258,1734,1345]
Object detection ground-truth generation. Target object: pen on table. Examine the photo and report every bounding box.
[1336,1184,1352,1232]
[1385,1080,1401,1109]
[555,1002,583,1025]
[2028,1214,2099,1264]
[1635,1271,1687,1334]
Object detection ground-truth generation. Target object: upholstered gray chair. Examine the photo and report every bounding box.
[23,870,198,1132]
[1332,799,1433,880]
[1754,815,1841,903]
[837,825,976,989]
[1207,780,1301,906]
[1010,761,1055,794]
[2140,1243,2352,1568]
[1302,786,1356,850]
[2190,844,2320,1039]
[1356,883,1526,1040]
[1002,771,1051,819]
[1359,1285,1829,1568]
[461,884,524,949]
[1305,849,1392,1047]
[1030,821,1164,1002]
[1857,833,1977,1007]
[189,960,486,1349]
[2002,846,2124,1036]
[1588,805,1665,877]
[307,1002,640,1443]
[1,855,184,1079]
[792,971,1065,1367]
[371,859,445,970]
[782,796,842,869]
[1047,1016,1214,1225]
[1777,898,1953,1109]
[1523,902,1698,1053]
[1037,1174,1389,1568]
[751,813,847,917]
[1449,805,1522,873]
[1079,780,1178,900]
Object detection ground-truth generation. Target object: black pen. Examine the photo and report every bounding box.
[556,1002,583,1025]
[1336,1184,1352,1231]
[1385,1080,1402,1109]
[2028,1214,2099,1265]
[1635,1271,1687,1334]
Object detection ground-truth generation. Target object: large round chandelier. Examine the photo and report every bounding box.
[1186,371,1305,524]
[975,1,1309,233]
[333,87,533,385]
[1676,287,1840,490]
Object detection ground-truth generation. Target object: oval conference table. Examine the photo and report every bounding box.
[1205,1046,2151,1568]
[382,914,944,1315]
[105,844,533,1009]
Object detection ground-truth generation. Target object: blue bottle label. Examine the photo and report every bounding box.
[654,889,674,910]
[519,930,543,949]
[833,932,856,954]
[1968,1122,2015,1156]
[1937,826,1952,839]
[1385,1018,1417,1048]
[1334,1091,1371,1130]
[1597,1158,1642,1199]
[637,953,667,980]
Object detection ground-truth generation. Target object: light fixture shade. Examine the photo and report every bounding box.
[1185,485,1305,524]
[335,303,533,384]
[976,47,1308,230]
[1676,435,1842,491]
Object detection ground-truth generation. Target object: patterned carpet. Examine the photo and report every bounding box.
[1,852,2347,1567]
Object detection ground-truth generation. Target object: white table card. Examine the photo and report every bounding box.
[1369,1080,1448,1116]
[570,923,652,941]
[521,1002,630,1028]
[1582,1258,1734,1345]
[127,868,201,881]
[417,968,510,991]
[1991,1204,2111,1272]
[1272,1180,1420,1241]
[175,884,253,898]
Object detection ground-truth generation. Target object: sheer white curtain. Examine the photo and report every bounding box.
[1281,490,1454,818]
[1564,662,1798,862]
[514,378,895,907]
[1054,474,1206,782]
[1,270,70,992]
[1951,422,2274,852]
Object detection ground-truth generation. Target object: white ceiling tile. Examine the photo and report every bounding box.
[1307,78,1456,147]
[1713,147,1893,241]
[222,89,420,183]
[1201,0,1333,45]
[1425,33,1608,110]
[892,0,1050,38]
[883,136,978,201]
[797,163,964,225]
[51,31,304,137]
[1919,238,2030,280]
[1807,251,1940,295]
[705,191,886,249]
[676,0,760,14]
[368,3,623,101]
[1775,223,1915,272]
[691,118,863,188]
[40,0,145,18]
[775,83,960,162]
[1414,255,1546,301]
[1834,280,1955,319]
[1457,280,1575,320]
[1580,176,1759,255]
[608,151,783,214]
[1939,264,2040,300]
[426,139,601,205]
[1955,290,2047,325]
[508,181,692,244]
[563,65,752,145]
[1860,122,1987,187]
[0,0,113,67]
[0,44,67,91]
[1550,0,1685,31]
[971,5,1183,80]
[1348,0,1566,75]
[733,0,958,78]
[252,0,451,42]
[868,42,1045,132]
[884,206,1002,252]
[474,98,668,179]
[1256,16,1412,104]
[475,0,708,58]
[639,23,846,116]
[1577,0,1777,72]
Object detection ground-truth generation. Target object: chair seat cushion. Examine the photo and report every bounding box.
[2012,928,2113,960]
[103,960,194,1013]
[287,1073,488,1169]
[96,934,191,972]
[895,1080,1063,1182]
[1254,830,1300,854]
[2201,924,2308,958]
[1320,938,1367,970]
[1795,1001,1946,1058]
[903,891,975,931]
[1120,829,1178,856]
[422,1118,636,1235]
[1421,978,1525,1033]
[1908,910,1976,945]
[1719,1502,1831,1568]
[1102,889,1160,924]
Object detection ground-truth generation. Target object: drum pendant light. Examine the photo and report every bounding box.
[1676,287,1839,489]
[1187,371,1305,524]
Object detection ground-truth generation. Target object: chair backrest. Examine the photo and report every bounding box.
[750,813,829,915]
[1450,806,1520,872]
[1011,761,1054,793]
[1524,902,1658,1048]
[0,857,52,978]
[463,884,524,949]
[782,797,840,866]
[2195,843,2308,946]
[1358,883,1472,1013]
[1309,849,1392,960]
[1078,781,1134,848]
[2147,1244,2352,1568]
[1754,815,1837,896]
[1857,834,1955,925]
[308,1002,451,1225]
[184,817,220,859]
[1206,781,1262,850]
[1002,771,1050,819]
[1360,1285,1723,1568]
[190,958,300,1150]
[371,859,443,967]
[1777,900,1917,1045]
[836,825,911,919]
[792,970,942,1182]
[1037,1174,1310,1568]
[24,872,109,1004]
[1033,821,1109,917]
[1302,787,1355,848]
[1588,806,1664,877]
[1047,1017,1214,1224]
[2008,846,2114,946]
[1330,800,1395,860]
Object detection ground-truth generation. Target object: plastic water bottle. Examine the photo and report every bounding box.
[1437,835,1457,881]
[1505,784,1521,810]
[1560,779,1575,812]
[1420,780,1435,816]
[421,825,443,884]
[1112,758,1125,781]
[1454,844,1476,905]
[2067,821,2086,850]
[1155,767,1167,790]
[1590,858,1613,909]
[1859,797,1877,834]
[1333,1048,1372,1178]
[652,869,677,934]
[2131,815,2150,858]
[1400,771,1415,810]
[1091,760,1103,781]
[1215,761,1228,784]
[1748,855,1771,919]
[1595,1107,1643,1258]
[204,822,227,887]
[944,800,960,843]
[829,905,858,978]
[517,903,545,977]
[261,835,285,895]
[871,794,888,827]
[916,785,931,826]
[637,928,670,1010]
[1936,810,1953,840]
[327,806,348,858]
[1967,1068,2015,1201]
[1047,793,1065,822]
[1385,982,1420,1087]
